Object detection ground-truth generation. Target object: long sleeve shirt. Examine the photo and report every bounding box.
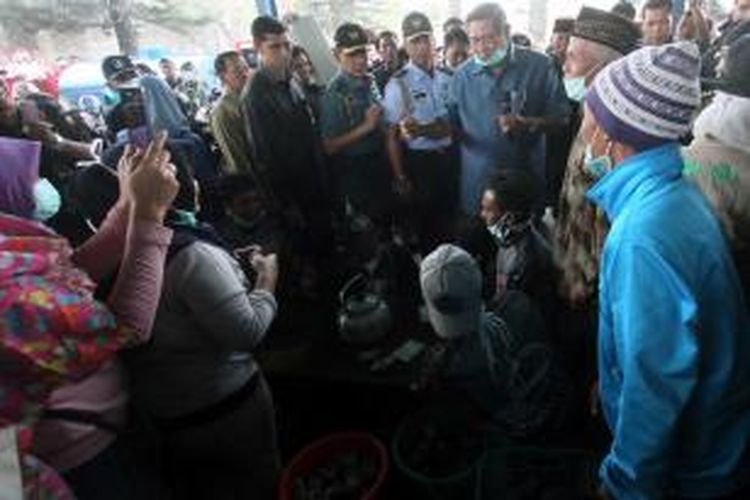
[210,88,254,176]
[243,68,323,206]
[128,241,277,419]
[33,205,172,471]
[588,144,750,499]
[450,45,570,214]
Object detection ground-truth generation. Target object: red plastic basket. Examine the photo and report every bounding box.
[279,431,389,500]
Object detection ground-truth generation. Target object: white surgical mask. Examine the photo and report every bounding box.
[563,76,586,102]
[32,178,61,222]
[487,221,504,241]
[486,211,512,242]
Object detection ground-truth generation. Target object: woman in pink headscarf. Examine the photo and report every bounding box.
[0,132,178,499]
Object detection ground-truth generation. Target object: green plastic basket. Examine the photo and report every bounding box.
[392,406,489,500]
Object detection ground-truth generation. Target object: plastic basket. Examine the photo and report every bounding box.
[392,406,488,499]
[279,431,389,500]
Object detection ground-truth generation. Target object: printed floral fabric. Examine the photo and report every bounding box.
[0,212,130,427]
[22,454,76,500]
[2,426,75,500]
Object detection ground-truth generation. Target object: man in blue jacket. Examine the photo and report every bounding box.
[582,41,750,499]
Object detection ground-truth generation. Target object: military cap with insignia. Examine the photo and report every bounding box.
[402,12,433,43]
[102,55,136,83]
[573,6,641,55]
[334,23,370,55]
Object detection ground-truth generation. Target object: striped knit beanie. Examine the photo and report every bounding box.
[585,41,701,151]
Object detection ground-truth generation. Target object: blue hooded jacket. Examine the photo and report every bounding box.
[587,143,750,499]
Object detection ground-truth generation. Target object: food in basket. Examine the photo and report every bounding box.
[293,452,378,500]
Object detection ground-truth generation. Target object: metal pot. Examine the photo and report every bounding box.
[338,273,392,345]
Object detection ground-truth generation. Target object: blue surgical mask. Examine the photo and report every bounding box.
[173,209,199,227]
[103,87,121,109]
[32,178,61,221]
[583,144,613,180]
[563,76,586,102]
[103,79,140,109]
[474,45,508,68]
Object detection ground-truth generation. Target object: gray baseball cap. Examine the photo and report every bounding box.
[420,244,482,339]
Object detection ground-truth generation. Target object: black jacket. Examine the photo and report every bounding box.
[241,68,324,207]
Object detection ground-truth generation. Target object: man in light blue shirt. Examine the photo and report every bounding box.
[451,3,570,215]
[383,12,457,250]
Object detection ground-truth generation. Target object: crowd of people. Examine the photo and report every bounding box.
[1,0,750,498]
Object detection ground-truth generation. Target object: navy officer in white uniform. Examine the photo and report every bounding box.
[383,11,458,252]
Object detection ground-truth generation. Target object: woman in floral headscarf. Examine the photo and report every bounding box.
[0,132,178,499]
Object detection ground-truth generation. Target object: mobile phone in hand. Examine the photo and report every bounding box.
[128,125,151,149]
[234,244,262,262]
[233,245,261,286]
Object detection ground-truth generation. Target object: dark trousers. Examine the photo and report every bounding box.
[400,147,459,253]
[63,441,135,500]
[336,151,395,232]
[161,375,281,500]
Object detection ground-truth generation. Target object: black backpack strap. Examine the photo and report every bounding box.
[166,228,199,263]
